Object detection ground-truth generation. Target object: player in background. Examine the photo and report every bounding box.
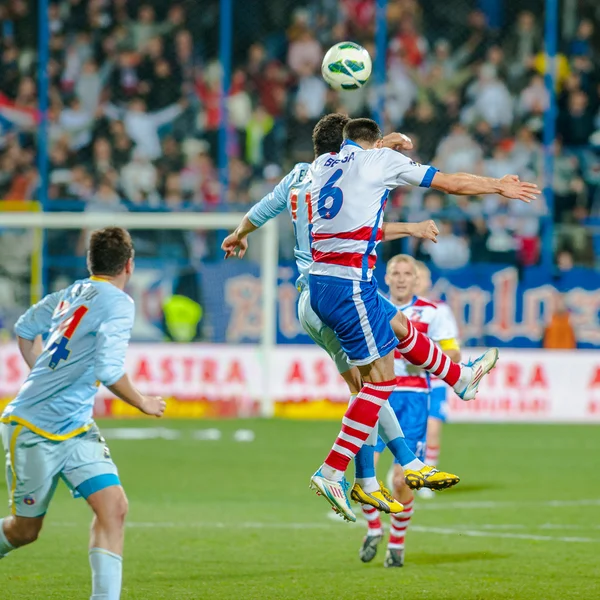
[358,254,461,567]
[223,114,460,516]
[308,117,540,522]
[0,227,166,600]
[414,260,460,493]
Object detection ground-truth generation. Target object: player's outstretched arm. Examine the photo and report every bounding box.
[382,220,439,243]
[431,172,540,202]
[106,374,166,417]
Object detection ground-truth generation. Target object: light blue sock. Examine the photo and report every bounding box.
[387,437,425,470]
[0,518,15,558]
[89,548,123,600]
[354,444,379,492]
[355,444,376,479]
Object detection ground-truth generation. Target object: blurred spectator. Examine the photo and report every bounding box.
[504,11,541,89]
[543,292,577,349]
[121,149,159,205]
[558,91,595,148]
[103,98,185,160]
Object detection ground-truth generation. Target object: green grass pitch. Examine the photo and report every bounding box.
[2,419,600,599]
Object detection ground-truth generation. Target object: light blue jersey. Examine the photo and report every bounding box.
[247,162,313,289]
[1,277,134,440]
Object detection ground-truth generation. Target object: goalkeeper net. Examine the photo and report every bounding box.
[0,208,279,417]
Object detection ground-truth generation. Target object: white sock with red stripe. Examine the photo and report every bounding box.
[388,498,414,549]
[397,319,462,388]
[361,504,383,537]
[426,444,440,466]
[321,379,397,481]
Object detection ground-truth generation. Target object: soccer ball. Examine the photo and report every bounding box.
[321,41,372,91]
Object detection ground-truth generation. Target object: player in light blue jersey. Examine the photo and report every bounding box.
[0,227,166,600]
[222,114,461,519]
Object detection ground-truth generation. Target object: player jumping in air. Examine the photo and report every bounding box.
[0,227,166,600]
[223,114,463,515]
[308,118,540,522]
[358,254,461,567]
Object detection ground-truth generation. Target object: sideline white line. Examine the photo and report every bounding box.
[417,498,600,511]
[411,525,597,544]
[48,520,600,543]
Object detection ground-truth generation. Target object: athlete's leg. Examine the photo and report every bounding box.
[87,485,128,600]
[0,423,60,559]
[0,515,45,556]
[426,386,447,466]
[390,311,498,400]
[59,424,123,599]
[384,464,414,568]
[426,417,442,466]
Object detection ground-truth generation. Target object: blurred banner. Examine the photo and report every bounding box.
[1,342,599,423]
[127,262,600,348]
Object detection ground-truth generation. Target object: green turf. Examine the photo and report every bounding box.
[2,420,600,599]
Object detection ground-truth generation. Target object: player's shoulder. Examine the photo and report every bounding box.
[288,162,311,187]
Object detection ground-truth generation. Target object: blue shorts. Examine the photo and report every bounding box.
[374,390,429,463]
[429,385,448,422]
[308,275,398,366]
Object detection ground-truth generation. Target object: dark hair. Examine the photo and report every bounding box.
[343,118,382,145]
[312,113,350,156]
[87,227,134,277]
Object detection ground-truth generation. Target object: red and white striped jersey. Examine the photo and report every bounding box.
[308,141,437,281]
[394,296,459,392]
[430,301,461,389]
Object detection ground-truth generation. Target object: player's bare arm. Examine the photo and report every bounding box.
[107,374,166,417]
[16,335,43,369]
[382,220,439,243]
[431,172,540,202]
[222,215,257,259]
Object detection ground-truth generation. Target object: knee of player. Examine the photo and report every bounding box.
[112,493,129,524]
[94,488,129,527]
[13,518,43,546]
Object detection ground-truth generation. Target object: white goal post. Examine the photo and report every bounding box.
[0,210,279,416]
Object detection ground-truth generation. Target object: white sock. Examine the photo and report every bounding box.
[355,477,379,493]
[404,458,426,471]
[89,548,123,600]
[0,518,15,558]
[453,365,472,394]
[320,464,344,481]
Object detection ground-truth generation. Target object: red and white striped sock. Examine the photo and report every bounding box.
[388,498,414,549]
[361,505,383,537]
[426,444,440,466]
[397,319,461,387]
[322,379,397,479]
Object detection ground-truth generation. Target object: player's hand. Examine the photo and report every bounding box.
[498,175,541,203]
[221,232,249,259]
[382,132,413,152]
[141,395,166,417]
[414,219,439,242]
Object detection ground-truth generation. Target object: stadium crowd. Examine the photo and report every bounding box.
[0,0,600,268]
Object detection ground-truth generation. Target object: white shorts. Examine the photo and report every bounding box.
[1,422,120,518]
[298,288,351,374]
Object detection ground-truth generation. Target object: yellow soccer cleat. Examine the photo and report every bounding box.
[404,465,460,491]
[350,481,404,514]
